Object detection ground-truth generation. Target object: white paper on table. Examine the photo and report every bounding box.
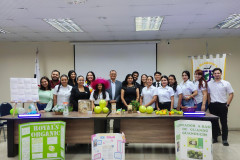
[17,84,25,89]
[24,78,31,84]
[11,89,19,95]
[10,83,18,89]
[18,89,25,95]
[31,78,37,84]
[31,89,38,95]
[32,138,43,153]
[10,78,18,84]
[11,95,18,102]
[18,78,24,84]
[24,89,32,95]
[31,95,39,101]
[25,84,31,89]
[25,95,33,101]
[18,95,26,102]
[47,137,58,145]
[31,84,38,89]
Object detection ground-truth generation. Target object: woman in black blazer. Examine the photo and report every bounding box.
[70,76,90,111]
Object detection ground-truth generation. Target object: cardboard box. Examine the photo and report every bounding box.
[78,99,92,113]
[91,133,126,160]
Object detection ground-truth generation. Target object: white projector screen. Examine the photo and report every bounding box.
[74,43,157,83]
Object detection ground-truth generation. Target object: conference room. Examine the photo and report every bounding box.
[0,0,240,160]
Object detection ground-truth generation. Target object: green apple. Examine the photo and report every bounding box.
[146,106,153,114]
[99,100,107,109]
[139,105,146,113]
[94,106,102,114]
[102,107,109,113]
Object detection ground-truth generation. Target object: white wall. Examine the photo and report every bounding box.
[0,42,74,103]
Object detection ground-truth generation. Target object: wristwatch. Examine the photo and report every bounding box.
[226,104,230,107]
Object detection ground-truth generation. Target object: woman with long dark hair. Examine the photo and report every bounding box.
[90,78,110,110]
[68,70,77,87]
[180,71,198,107]
[169,75,182,110]
[156,75,174,110]
[121,74,140,110]
[70,76,90,111]
[140,74,147,94]
[84,71,96,93]
[193,69,208,111]
[37,76,53,112]
[53,74,72,106]
[140,76,158,109]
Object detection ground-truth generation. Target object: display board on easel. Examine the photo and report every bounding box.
[10,78,40,116]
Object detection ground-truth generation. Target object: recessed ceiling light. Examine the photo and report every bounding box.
[135,16,164,31]
[0,28,10,34]
[215,14,240,29]
[43,18,83,32]
[66,0,87,4]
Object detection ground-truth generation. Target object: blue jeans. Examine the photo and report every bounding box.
[196,102,202,111]
[37,103,47,111]
[182,98,195,107]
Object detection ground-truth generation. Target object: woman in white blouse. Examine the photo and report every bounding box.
[169,74,182,111]
[53,75,73,106]
[193,69,207,111]
[156,75,174,110]
[90,78,110,110]
[180,71,198,107]
[140,76,157,109]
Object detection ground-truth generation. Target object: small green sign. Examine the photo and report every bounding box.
[19,121,66,160]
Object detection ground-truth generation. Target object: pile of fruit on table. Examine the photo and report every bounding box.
[139,106,183,115]
[155,109,183,115]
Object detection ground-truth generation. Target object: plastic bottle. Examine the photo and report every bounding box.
[63,102,69,116]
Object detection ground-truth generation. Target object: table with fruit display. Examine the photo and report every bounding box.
[0,104,218,157]
[108,106,218,143]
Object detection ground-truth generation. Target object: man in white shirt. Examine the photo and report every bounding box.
[208,68,234,146]
[153,71,162,88]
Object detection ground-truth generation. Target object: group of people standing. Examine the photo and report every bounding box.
[37,68,234,146]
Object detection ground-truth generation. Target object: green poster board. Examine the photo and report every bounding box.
[175,120,212,160]
[19,121,66,160]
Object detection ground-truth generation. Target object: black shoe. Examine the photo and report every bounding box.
[223,141,229,146]
[213,139,218,143]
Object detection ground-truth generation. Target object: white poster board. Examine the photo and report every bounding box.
[92,133,126,160]
[175,120,212,160]
[10,78,39,102]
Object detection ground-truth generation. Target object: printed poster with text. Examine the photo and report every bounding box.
[19,121,66,160]
[175,120,212,160]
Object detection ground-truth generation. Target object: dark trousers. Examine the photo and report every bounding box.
[159,102,171,110]
[209,102,228,141]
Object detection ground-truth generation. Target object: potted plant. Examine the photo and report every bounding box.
[130,100,140,113]
[52,105,64,115]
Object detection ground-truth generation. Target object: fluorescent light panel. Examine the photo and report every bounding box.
[0,28,10,34]
[215,14,240,29]
[135,16,164,31]
[43,18,83,32]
